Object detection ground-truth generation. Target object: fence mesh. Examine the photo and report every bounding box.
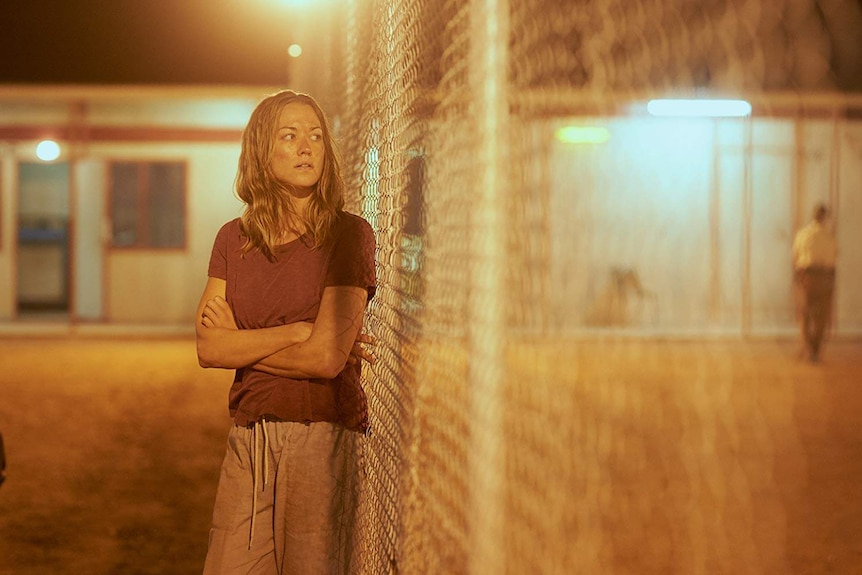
[316,1,862,573]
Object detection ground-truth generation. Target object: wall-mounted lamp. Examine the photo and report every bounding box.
[647,99,752,118]
[36,140,61,161]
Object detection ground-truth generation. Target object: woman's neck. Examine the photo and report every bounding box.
[278,195,310,243]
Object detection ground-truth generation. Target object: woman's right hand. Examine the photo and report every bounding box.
[201,296,238,330]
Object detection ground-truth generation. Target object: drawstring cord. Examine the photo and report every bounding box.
[248,420,271,550]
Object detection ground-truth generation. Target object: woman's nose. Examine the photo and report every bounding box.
[297,136,312,154]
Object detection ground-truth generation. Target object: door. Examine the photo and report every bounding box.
[16,162,70,317]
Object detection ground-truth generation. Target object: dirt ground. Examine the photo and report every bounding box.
[1,336,862,574]
[0,337,232,575]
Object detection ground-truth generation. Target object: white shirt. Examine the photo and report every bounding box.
[792,220,837,270]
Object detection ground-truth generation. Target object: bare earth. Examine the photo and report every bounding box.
[0,337,232,575]
[1,336,861,574]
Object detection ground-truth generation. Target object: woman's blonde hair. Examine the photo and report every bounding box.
[235,90,345,259]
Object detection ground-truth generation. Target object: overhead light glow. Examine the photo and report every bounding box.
[554,126,610,144]
[36,140,61,161]
[647,99,752,117]
[287,44,303,58]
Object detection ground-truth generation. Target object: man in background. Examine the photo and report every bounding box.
[792,204,838,363]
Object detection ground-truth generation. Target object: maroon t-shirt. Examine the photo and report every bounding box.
[207,211,376,430]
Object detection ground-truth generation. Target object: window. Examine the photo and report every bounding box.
[110,162,186,248]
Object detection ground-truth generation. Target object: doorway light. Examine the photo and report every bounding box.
[647,99,752,117]
[288,43,303,58]
[36,140,61,161]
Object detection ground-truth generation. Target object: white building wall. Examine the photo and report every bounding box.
[545,115,862,336]
[73,160,105,320]
[836,123,862,333]
[0,154,16,320]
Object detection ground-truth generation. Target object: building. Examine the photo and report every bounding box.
[0,85,276,329]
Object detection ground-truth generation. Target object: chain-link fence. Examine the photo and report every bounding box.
[313,1,862,572]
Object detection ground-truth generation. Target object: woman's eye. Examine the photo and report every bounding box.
[311,134,322,141]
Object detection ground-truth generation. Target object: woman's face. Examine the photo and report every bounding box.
[270,102,326,196]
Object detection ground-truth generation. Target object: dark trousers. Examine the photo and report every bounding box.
[795,267,836,360]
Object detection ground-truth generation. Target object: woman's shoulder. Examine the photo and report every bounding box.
[331,211,375,253]
[216,217,243,237]
[335,211,374,235]
[212,218,244,248]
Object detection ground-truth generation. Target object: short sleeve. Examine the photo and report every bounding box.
[325,214,377,300]
[207,221,233,280]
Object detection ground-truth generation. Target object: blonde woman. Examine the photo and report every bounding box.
[196,90,376,574]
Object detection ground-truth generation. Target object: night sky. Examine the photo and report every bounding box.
[4,1,862,91]
[0,0,298,85]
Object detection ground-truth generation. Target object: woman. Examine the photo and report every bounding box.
[196,90,376,575]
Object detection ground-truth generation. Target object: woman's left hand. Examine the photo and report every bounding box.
[347,333,376,365]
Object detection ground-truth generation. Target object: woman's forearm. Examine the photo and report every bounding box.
[252,286,369,379]
[196,279,368,378]
[196,322,311,369]
[251,338,339,379]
